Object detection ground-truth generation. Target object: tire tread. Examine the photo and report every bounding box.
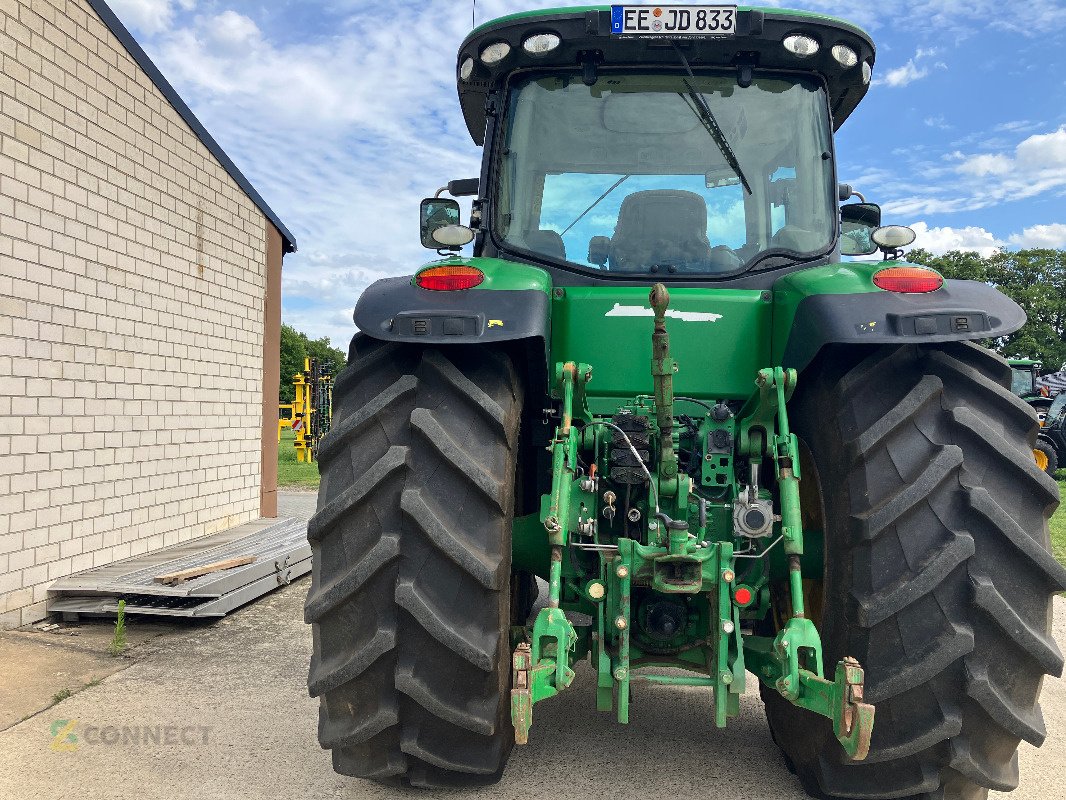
[763,343,1061,800]
[306,337,520,788]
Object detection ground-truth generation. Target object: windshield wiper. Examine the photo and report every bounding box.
[560,174,630,236]
[673,44,752,196]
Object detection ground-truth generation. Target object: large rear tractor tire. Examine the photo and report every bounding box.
[763,342,1065,800]
[305,335,522,788]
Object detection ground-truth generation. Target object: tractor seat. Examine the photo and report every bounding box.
[523,229,567,261]
[609,190,713,272]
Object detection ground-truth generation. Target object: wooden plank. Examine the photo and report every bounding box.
[154,556,256,586]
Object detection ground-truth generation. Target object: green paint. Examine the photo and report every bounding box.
[768,259,919,364]
[551,286,772,411]
[511,512,551,578]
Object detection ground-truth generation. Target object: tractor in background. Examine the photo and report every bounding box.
[1009,358,1053,423]
[1036,393,1065,475]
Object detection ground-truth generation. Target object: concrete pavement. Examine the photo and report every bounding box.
[0,492,1062,800]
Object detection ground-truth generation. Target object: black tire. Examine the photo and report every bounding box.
[762,342,1065,800]
[305,335,522,788]
[1035,438,1058,477]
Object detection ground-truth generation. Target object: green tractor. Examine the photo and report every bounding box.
[1009,358,1053,423]
[305,6,1064,798]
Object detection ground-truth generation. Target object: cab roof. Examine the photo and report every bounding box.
[457,5,876,145]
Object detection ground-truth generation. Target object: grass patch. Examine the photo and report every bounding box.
[107,599,127,657]
[32,679,105,720]
[278,429,320,489]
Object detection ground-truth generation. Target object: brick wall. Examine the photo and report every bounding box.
[0,0,270,627]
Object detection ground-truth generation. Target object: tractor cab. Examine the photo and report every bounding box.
[1010,357,1054,422]
[426,7,880,282]
[1010,358,1045,396]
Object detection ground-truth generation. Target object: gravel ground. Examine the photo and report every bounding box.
[278,491,318,521]
[0,492,1061,800]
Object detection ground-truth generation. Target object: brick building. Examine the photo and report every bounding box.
[0,0,296,627]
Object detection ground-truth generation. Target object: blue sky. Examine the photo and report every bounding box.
[107,0,1066,348]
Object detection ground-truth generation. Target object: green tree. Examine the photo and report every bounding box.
[279,324,307,404]
[279,324,347,404]
[304,335,347,376]
[907,247,1066,371]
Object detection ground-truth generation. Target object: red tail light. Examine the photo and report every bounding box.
[733,587,754,607]
[415,265,484,291]
[872,266,944,294]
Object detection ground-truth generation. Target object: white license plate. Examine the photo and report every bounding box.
[611,5,737,36]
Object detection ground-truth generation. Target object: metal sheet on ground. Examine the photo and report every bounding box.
[46,518,309,618]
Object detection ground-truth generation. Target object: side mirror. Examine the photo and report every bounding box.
[840,202,882,256]
[588,236,611,266]
[447,178,480,197]
[420,198,473,249]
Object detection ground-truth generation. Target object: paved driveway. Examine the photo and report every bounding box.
[0,493,1061,800]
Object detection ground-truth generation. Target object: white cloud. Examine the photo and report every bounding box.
[956,153,1013,176]
[909,222,1004,257]
[883,126,1066,217]
[1008,223,1066,249]
[876,47,946,88]
[880,59,929,88]
[1015,126,1066,170]
[282,305,359,353]
[883,196,973,216]
[108,0,195,35]
[952,126,1066,203]
[907,220,1066,255]
[208,10,261,49]
[793,0,1066,37]
[994,120,1042,133]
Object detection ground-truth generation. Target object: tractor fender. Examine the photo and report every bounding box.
[779,278,1027,371]
[353,276,550,346]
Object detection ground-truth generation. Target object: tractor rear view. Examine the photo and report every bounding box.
[305,6,1064,798]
